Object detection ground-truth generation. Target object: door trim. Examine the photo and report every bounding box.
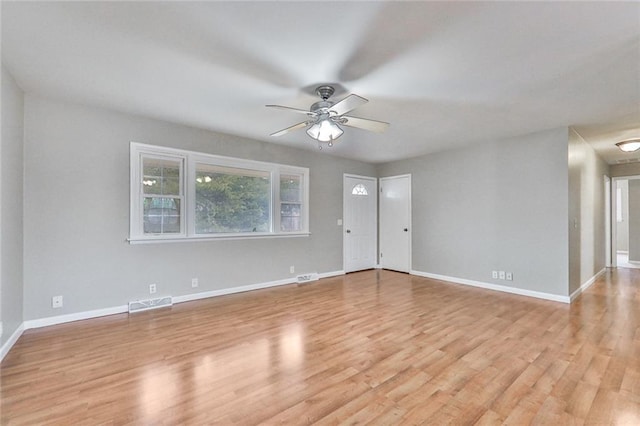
[605,175,611,268]
[612,175,640,268]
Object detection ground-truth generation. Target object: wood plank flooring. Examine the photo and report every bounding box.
[2,269,640,425]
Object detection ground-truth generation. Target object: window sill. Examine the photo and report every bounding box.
[127,232,311,244]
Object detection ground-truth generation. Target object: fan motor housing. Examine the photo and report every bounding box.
[310,100,334,113]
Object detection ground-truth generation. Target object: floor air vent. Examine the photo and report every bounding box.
[128,296,173,313]
[297,273,319,284]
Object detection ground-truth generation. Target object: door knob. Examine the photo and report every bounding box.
[346,229,351,233]
[403,228,408,232]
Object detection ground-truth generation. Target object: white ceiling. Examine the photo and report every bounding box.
[2,1,639,164]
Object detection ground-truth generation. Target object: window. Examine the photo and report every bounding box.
[351,183,368,196]
[130,143,309,242]
[195,164,271,234]
[142,156,183,234]
[280,174,303,232]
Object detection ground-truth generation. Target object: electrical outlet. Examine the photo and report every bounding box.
[191,278,199,288]
[52,295,63,308]
[337,219,343,226]
[149,284,157,294]
[290,266,295,274]
[499,271,506,280]
[492,271,498,279]
[506,272,513,281]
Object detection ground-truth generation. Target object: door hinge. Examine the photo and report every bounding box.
[380,252,383,258]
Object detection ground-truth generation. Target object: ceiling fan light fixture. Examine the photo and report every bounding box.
[616,139,640,152]
[306,119,343,143]
[267,84,388,148]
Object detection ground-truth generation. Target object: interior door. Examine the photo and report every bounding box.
[343,175,377,273]
[380,175,411,272]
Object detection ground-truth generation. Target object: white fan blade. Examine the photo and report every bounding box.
[270,121,308,137]
[341,116,390,133]
[329,94,368,116]
[266,105,316,116]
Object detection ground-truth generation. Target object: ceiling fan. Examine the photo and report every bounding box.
[266,85,389,148]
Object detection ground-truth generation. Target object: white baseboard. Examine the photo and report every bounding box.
[1,323,25,362]
[3,271,346,361]
[23,271,345,331]
[410,270,570,304]
[23,305,128,330]
[569,268,606,302]
[172,277,296,304]
[318,270,344,279]
[20,271,344,331]
[173,270,344,304]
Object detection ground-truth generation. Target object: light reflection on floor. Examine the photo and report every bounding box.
[615,410,640,425]
[134,321,308,422]
[139,364,180,421]
[279,322,304,371]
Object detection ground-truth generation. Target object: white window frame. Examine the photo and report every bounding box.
[130,142,310,243]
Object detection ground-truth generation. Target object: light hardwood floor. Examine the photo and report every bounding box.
[2,269,640,425]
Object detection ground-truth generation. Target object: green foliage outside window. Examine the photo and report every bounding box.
[196,172,270,233]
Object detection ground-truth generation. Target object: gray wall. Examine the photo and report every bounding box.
[23,95,375,320]
[568,128,609,294]
[629,180,640,262]
[1,65,25,346]
[377,127,570,297]
[616,180,629,252]
[8,93,615,325]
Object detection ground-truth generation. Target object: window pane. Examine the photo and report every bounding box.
[143,197,181,234]
[351,183,368,196]
[195,164,271,234]
[143,157,181,195]
[280,174,302,202]
[281,203,301,232]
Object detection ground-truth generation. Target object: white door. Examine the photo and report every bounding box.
[343,175,377,273]
[380,175,411,272]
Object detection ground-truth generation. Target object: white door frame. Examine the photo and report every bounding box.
[605,175,612,268]
[343,174,378,273]
[612,174,640,268]
[379,174,412,273]
[612,176,620,268]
